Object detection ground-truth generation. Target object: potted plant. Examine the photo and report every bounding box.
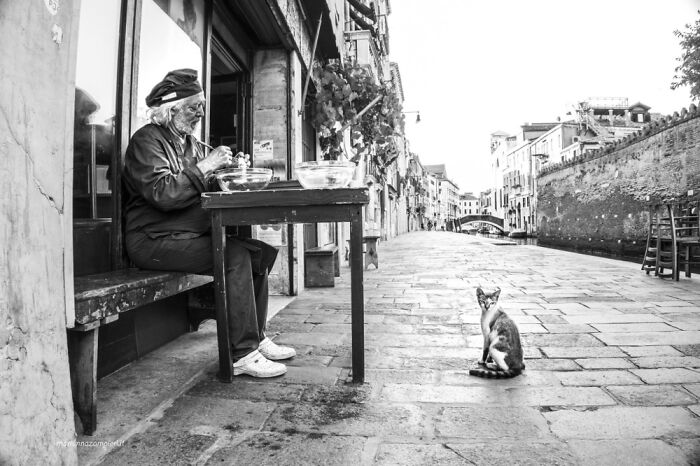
[310,61,404,165]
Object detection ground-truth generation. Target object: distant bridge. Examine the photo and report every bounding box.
[456,214,505,233]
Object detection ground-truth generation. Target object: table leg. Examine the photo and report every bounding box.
[212,211,232,382]
[350,210,365,383]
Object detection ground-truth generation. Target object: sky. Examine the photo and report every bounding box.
[388,0,699,194]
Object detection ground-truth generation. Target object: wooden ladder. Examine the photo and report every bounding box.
[641,204,677,278]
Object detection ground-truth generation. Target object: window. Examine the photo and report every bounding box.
[73,0,122,221]
[72,0,123,276]
[135,0,205,133]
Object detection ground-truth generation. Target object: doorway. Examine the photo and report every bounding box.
[209,34,248,154]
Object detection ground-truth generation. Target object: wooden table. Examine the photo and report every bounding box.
[201,186,369,383]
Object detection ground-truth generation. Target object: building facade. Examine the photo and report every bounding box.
[488,99,651,236]
[1,0,347,460]
[459,193,481,216]
[424,164,459,230]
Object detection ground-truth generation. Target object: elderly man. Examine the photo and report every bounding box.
[123,68,295,378]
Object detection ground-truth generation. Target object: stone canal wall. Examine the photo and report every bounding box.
[537,104,700,261]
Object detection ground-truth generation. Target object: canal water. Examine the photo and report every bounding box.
[471,232,539,246]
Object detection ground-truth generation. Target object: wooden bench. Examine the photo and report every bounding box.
[304,244,339,287]
[345,235,381,269]
[68,269,213,435]
[363,235,380,270]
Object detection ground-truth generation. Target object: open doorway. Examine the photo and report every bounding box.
[209,34,248,154]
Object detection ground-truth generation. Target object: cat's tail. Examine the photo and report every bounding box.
[469,367,522,378]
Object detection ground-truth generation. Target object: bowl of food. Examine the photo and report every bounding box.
[214,168,272,192]
[294,160,356,189]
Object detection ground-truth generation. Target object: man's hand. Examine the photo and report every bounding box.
[197,146,233,176]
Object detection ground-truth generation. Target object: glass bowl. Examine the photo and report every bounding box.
[214,168,272,192]
[294,161,355,189]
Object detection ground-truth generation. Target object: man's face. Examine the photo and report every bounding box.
[171,94,205,135]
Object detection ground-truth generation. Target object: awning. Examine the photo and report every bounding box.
[347,0,375,21]
[298,0,342,59]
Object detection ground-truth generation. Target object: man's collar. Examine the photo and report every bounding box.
[167,122,187,142]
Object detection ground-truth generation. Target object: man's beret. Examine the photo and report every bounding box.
[145,68,202,107]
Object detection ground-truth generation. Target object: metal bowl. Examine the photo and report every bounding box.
[294,161,355,189]
[214,168,272,192]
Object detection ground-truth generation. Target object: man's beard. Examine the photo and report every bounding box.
[172,112,199,135]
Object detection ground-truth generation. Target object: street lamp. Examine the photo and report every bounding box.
[403,110,421,123]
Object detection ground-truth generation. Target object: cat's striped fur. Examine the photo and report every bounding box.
[469,287,525,379]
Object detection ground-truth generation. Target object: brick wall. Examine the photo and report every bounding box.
[537,105,700,261]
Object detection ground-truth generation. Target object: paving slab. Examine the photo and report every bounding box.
[606,384,699,406]
[516,323,548,333]
[668,438,700,464]
[522,333,605,347]
[504,386,616,406]
[439,370,561,387]
[575,358,635,369]
[434,406,552,439]
[544,406,700,439]
[525,358,582,371]
[630,368,700,384]
[532,315,568,324]
[563,314,665,324]
[684,383,700,398]
[631,356,700,368]
[186,378,305,403]
[206,432,368,466]
[541,346,626,358]
[598,331,700,346]
[379,383,512,405]
[364,333,466,347]
[541,324,596,333]
[364,369,436,384]
[381,346,477,359]
[399,357,474,371]
[264,401,429,438]
[592,322,680,332]
[554,370,643,386]
[676,344,700,357]
[102,430,216,466]
[374,441,579,466]
[567,439,689,466]
[620,345,685,357]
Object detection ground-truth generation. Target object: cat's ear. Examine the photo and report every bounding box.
[476,287,484,298]
[493,288,501,300]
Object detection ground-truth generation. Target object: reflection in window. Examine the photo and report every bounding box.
[135,0,204,133]
[73,0,121,219]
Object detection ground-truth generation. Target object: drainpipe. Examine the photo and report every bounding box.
[286,51,295,295]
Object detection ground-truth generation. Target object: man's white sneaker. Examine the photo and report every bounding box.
[233,350,287,378]
[258,337,296,361]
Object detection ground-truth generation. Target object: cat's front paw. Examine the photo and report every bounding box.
[477,359,486,366]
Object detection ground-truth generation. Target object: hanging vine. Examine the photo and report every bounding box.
[310,61,404,164]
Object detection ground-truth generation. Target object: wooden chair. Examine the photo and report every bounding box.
[672,199,700,280]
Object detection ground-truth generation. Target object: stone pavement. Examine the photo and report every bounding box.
[92,231,700,465]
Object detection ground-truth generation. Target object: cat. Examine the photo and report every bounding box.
[469,287,525,378]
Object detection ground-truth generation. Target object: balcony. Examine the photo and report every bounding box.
[345,29,384,82]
